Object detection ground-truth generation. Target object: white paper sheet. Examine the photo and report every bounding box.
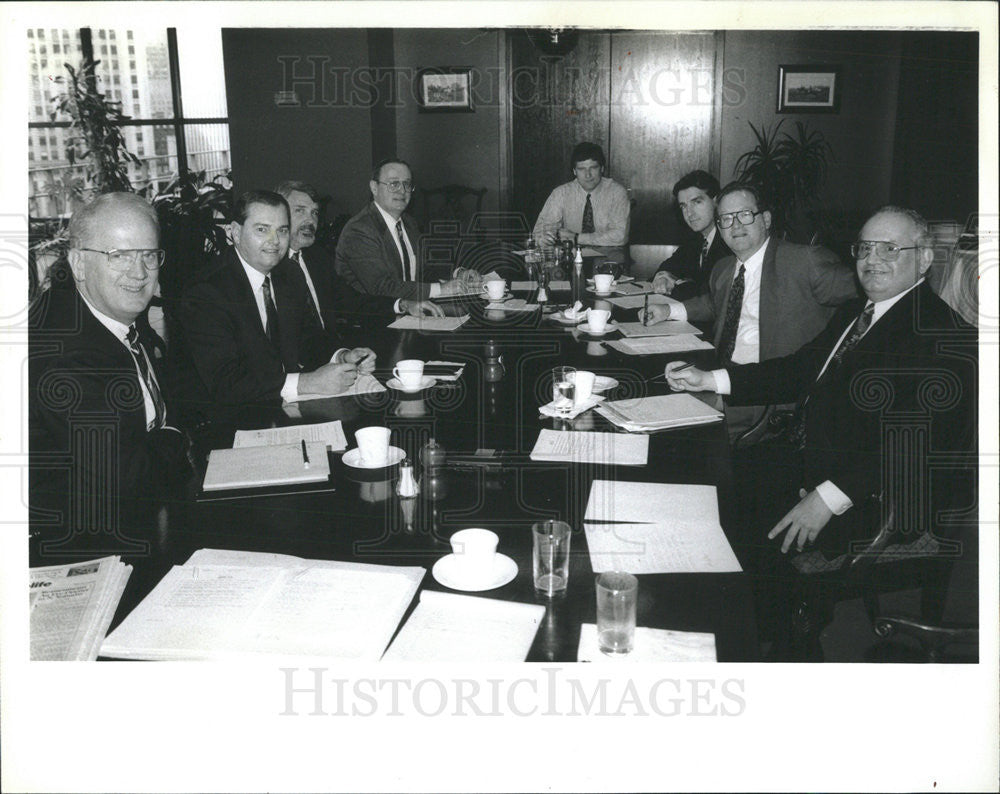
[617,320,703,337]
[596,393,723,431]
[233,420,348,452]
[577,624,717,662]
[511,280,538,290]
[606,293,675,310]
[286,373,387,403]
[388,315,470,331]
[606,335,713,355]
[529,429,649,466]
[382,591,545,662]
[485,299,539,311]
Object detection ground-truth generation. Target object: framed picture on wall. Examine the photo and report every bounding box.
[417,68,474,113]
[777,65,841,113]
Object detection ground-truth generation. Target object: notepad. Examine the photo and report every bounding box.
[595,393,723,432]
[606,335,713,355]
[617,320,703,337]
[388,315,470,331]
[382,591,545,662]
[233,420,348,452]
[529,429,648,466]
[202,441,330,491]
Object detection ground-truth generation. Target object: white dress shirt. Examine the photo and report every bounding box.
[372,202,441,300]
[289,248,324,329]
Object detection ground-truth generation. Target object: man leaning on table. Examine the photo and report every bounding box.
[173,190,376,419]
[335,158,479,308]
[532,141,630,248]
[640,183,858,443]
[29,192,191,562]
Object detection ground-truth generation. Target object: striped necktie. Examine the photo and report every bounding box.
[126,324,165,429]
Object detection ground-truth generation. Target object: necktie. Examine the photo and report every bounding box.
[396,220,411,281]
[581,193,595,234]
[717,264,746,364]
[126,324,165,429]
[293,250,323,330]
[262,275,280,348]
[699,236,710,270]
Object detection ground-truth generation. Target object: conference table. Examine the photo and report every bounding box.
[108,269,761,662]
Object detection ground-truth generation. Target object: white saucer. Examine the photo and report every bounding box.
[578,320,619,336]
[591,375,620,392]
[481,291,512,302]
[432,553,518,592]
[387,375,436,393]
[342,445,406,469]
[548,312,585,325]
[586,286,616,296]
[588,275,633,284]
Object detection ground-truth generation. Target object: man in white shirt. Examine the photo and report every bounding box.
[532,141,630,248]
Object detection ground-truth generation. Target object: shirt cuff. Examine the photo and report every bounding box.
[815,480,854,515]
[429,283,441,299]
[711,369,731,394]
[280,373,300,402]
[394,299,404,314]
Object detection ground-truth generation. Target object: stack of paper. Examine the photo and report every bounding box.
[530,429,648,465]
[30,556,132,661]
[388,314,470,331]
[606,293,675,310]
[202,441,330,491]
[233,420,348,452]
[595,393,722,432]
[583,480,741,574]
[100,549,424,661]
[383,591,545,662]
[424,361,466,381]
[577,624,717,662]
[606,335,713,355]
[617,320,703,337]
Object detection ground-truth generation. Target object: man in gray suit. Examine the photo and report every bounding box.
[640,183,858,442]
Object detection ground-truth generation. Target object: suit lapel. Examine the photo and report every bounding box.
[757,237,780,359]
[368,203,407,280]
[711,258,737,347]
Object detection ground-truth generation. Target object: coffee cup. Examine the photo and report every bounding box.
[485,279,507,301]
[588,309,611,333]
[392,359,425,390]
[355,426,391,467]
[573,370,596,406]
[449,528,499,582]
[593,273,614,294]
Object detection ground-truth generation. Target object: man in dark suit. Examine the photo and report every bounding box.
[335,158,478,303]
[174,190,375,421]
[651,170,731,301]
[641,183,858,442]
[29,192,190,562]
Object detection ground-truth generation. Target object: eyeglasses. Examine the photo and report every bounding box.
[851,241,919,261]
[76,248,166,271]
[716,209,764,229]
[377,180,415,193]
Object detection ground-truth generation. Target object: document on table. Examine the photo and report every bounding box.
[100,559,424,661]
[610,281,653,296]
[485,298,539,312]
[388,314,470,331]
[382,591,545,662]
[606,293,675,310]
[233,420,348,452]
[606,335,713,355]
[549,280,571,291]
[617,320,703,337]
[529,429,648,466]
[511,280,537,290]
[577,624,717,662]
[583,480,741,573]
[596,393,723,432]
[286,373,387,403]
[202,441,330,491]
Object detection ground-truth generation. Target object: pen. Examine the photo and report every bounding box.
[301,439,310,468]
[642,293,649,326]
[671,362,695,375]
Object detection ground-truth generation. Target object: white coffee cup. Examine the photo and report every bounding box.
[392,359,425,390]
[355,426,391,467]
[449,528,499,582]
[588,308,611,333]
[573,370,596,406]
[485,279,507,300]
[593,273,614,294]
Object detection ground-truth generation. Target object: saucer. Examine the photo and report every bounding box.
[342,445,406,469]
[578,320,619,336]
[481,291,512,302]
[432,553,518,592]
[591,375,620,392]
[588,274,633,284]
[547,312,585,325]
[586,286,615,296]
[387,375,436,393]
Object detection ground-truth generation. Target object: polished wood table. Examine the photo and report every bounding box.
[110,279,760,662]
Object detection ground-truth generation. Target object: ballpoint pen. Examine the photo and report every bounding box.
[642,293,649,326]
[301,439,310,468]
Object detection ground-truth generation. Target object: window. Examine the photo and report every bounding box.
[28,27,230,217]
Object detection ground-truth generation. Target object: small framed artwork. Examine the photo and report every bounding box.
[777,65,841,113]
[417,68,474,113]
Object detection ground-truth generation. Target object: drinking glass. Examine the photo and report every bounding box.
[551,366,576,412]
[596,571,638,655]
[533,520,571,597]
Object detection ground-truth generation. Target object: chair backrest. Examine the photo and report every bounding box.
[628,244,677,281]
[414,185,487,238]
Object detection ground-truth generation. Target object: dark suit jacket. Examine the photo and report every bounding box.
[728,282,976,551]
[173,248,338,418]
[335,203,430,301]
[294,243,399,329]
[29,283,188,561]
[655,231,730,300]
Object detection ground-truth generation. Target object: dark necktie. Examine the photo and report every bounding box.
[717,264,746,364]
[126,324,165,429]
[292,250,323,330]
[699,236,710,270]
[581,193,595,234]
[396,220,411,281]
[262,275,280,349]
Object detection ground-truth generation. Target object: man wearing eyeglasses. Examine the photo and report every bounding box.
[639,183,857,443]
[29,192,191,562]
[335,158,477,305]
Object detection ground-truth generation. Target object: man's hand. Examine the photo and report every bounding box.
[453,267,483,288]
[638,303,670,325]
[556,227,577,243]
[402,299,444,318]
[651,270,677,295]
[343,347,376,374]
[436,278,471,297]
[768,488,835,554]
[664,360,714,392]
[299,362,359,395]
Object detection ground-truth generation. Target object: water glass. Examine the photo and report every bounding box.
[551,366,576,412]
[533,520,572,597]
[596,571,638,655]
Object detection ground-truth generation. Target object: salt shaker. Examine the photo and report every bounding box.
[396,457,420,497]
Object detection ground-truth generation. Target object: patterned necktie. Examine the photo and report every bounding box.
[699,236,710,270]
[396,220,411,280]
[293,250,323,330]
[581,193,595,234]
[717,263,746,364]
[262,275,280,348]
[126,324,165,429]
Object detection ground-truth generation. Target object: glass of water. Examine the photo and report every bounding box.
[551,366,576,412]
[596,571,638,655]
